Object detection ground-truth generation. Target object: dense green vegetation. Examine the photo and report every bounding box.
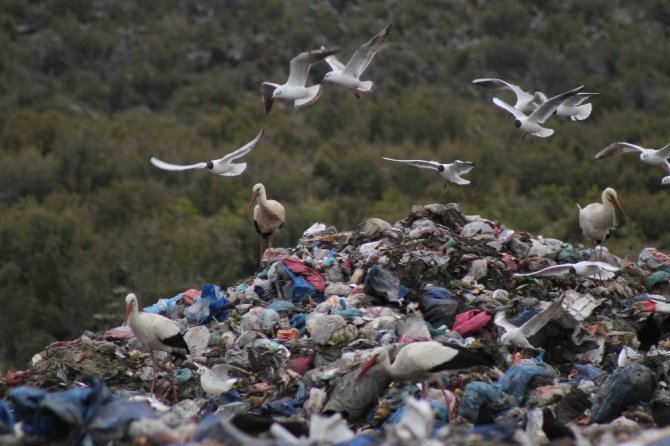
[1,0,669,368]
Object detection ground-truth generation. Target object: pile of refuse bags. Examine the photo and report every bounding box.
[2,202,670,445]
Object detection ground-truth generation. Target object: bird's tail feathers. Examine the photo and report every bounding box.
[534,127,554,138]
[295,85,322,109]
[452,175,471,185]
[571,103,592,121]
[356,80,375,94]
[220,162,247,176]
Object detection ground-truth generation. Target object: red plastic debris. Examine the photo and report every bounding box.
[282,257,326,292]
[4,370,28,386]
[451,310,492,337]
[286,356,312,376]
[182,288,201,305]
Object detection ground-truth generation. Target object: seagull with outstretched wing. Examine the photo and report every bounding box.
[513,261,620,280]
[494,296,565,349]
[472,77,544,114]
[261,48,339,113]
[322,24,392,97]
[382,157,475,187]
[492,85,584,138]
[150,129,263,176]
[594,141,670,173]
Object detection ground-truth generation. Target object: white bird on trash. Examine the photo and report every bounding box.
[250,183,285,266]
[196,364,237,396]
[472,78,545,114]
[321,24,392,98]
[357,341,494,404]
[494,296,565,350]
[513,261,620,280]
[594,142,670,173]
[124,293,189,403]
[261,47,339,113]
[150,129,264,176]
[662,176,670,186]
[382,157,475,187]
[492,85,584,138]
[577,187,625,260]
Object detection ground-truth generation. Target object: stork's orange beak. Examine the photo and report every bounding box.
[123,304,131,326]
[611,197,626,222]
[248,191,258,211]
[356,358,377,381]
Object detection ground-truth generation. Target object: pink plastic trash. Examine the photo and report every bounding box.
[451,310,492,337]
[182,288,201,305]
[282,257,326,292]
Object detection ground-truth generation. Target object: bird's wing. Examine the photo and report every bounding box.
[472,78,534,103]
[397,341,458,371]
[594,142,644,159]
[215,129,264,164]
[287,48,340,87]
[492,97,526,120]
[382,157,439,170]
[452,160,475,174]
[217,162,247,177]
[581,261,620,272]
[150,157,207,171]
[513,264,574,277]
[529,85,584,123]
[343,24,392,78]
[323,51,346,71]
[519,297,564,337]
[561,92,598,106]
[493,311,518,332]
[657,142,670,158]
[261,82,279,113]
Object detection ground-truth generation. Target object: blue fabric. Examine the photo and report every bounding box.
[508,308,535,327]
[459,365,556,421]
[420,285,460,327]
[143,293,183,315]
[591,363,656,423]
[266,382,306,416]
[9,378,113,441]
[278,263,318,303]
[333,434,378,446]
[0,401,14,435]
[184,284,229,324]
[573,364,606,383]
[468,423,517,442]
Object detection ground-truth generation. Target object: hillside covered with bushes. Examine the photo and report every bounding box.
[1,0,669,367]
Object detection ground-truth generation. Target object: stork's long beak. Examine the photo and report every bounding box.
[356,358,377,381]
[123,304,131,326]
[248,191,258,211]
[611,197,626,223]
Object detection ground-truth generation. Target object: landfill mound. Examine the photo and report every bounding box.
[2,202,670,445]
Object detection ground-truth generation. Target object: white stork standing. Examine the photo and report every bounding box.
[124,293,189,403]
[250,183,286,266]
[577,187,625,260]
[357,341,494,416]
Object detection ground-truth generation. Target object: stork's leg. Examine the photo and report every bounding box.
[258,237,265,268]
[150,351,158,396]
[437,378,456,422]
[268,233,274,249]
[421,381,427,399]
[169,359,178,403]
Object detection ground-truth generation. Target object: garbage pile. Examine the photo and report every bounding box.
[2,203,670,445]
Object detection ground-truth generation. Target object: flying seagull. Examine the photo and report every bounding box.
[594,142,670,173]
[472,77,544,114]
[322,24,392,98]
[513,261,620,280]
[494,296,565,349]
[150,129,263,176]
[662,176,670,185]
[492,85,584,138]
[539,91,598,121]
[382,157,475,187]
[261,48,339,113]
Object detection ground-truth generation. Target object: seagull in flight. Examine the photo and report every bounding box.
[150,129,263,176]
[513,261,620,281]
[382,157,475,187]
[322,24,392,98]
[662,176,670,186]
[261,48,339,113]
[472,78,545,114]
[494,296,564,349]
[594,142,670,173]
[492,85,584,138]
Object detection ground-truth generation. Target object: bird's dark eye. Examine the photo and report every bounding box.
[438,165,445,172]
[514,120,522,128]
[206,161,214,169]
